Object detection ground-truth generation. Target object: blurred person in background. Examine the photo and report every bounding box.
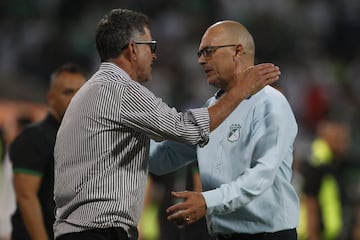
[53,8,280,240]
[150,20,299,240]
[301,119,351,240]
[140,162,215,240]
[0,115,32,240]
[154,162,215,240]
[9,63,86,240]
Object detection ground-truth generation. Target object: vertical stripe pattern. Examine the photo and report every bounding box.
[53,62,210,239]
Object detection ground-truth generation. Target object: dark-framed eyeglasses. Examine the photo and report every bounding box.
[133,40,157,54]
[197,44,236,58]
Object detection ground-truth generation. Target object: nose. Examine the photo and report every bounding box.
[198,54,205,65]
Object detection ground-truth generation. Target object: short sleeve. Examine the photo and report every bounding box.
[10,126,49,176]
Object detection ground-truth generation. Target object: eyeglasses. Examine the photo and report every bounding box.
[197,44,236,58]
[121,40,157,54]
[133,40,157,54]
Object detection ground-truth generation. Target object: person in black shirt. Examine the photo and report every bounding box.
[301,120,350,240]
[10,63,86,240]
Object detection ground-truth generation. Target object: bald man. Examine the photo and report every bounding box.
[150,21,299,240]
[10,63,86,240]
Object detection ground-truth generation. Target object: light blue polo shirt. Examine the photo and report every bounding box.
[149,86,299,236]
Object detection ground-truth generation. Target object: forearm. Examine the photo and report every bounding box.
[305,196,321,240]
[149,140,197,175]
[208,89,245,131]
[18,196,48,240]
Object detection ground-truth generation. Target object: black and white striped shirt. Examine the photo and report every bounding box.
[53,62,210,239]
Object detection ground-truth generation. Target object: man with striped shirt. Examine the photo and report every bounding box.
[54,9,280,240]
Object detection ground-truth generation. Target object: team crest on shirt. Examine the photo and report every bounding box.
[228,124,241,142]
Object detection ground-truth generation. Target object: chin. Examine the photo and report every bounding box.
[137,77,150,83]
[207,78,216,87]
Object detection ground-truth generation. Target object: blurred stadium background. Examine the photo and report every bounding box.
[1,0,360,239]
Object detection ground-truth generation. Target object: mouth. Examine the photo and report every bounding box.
[204,68,213,75]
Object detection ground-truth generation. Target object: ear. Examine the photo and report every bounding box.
[234,44,245,56]
[128,42,138,61]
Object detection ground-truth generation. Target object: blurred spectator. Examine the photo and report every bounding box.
[0,128,5,162]
[301,119,351,240]
[9,63,86,240]
[140,163,215,240]
[0,114,32,240]
[1,1,360,239]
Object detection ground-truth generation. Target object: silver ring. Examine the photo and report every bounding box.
[185,216,190,223]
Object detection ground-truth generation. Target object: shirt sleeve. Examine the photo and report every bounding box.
[10,127,49,176]
[121,81,210,146]
[202,97,298,214]
[149,139,197,175]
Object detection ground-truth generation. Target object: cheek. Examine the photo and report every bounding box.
[56,96,72,110]
[220,61,236,77]
[63,96,73,106]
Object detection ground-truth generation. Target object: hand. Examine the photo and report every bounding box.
[166,191,207,226]
[233,60,281,99]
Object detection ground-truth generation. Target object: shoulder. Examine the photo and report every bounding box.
[252,86,292,110]
[96,62,132,84]
[259,86,287,101]
[250,86,297,128]
[9,123,42,159]
[11,117,51,148]
[15,122,43,141]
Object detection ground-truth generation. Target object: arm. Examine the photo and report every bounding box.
[13,173,48,240]
[301,157,323,240]
[121,63,280,147]
[10,126,50,240]
[304,196,321,240]
[149,140,197,175]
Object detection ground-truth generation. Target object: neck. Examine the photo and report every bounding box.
[48,109,61,123]
[109,56,138,81]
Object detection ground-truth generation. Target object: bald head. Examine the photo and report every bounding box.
[202,20,255,64]
[198,20,257,90]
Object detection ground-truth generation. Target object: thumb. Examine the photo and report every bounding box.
[171,191,185,197]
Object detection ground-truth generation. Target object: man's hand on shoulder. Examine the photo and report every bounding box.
[233,61,281,99]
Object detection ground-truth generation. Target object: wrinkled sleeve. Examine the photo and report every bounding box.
[149,140,197,175]
[121,82,210,146]
[10,127,48,176]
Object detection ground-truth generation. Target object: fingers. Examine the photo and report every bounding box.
[239,63,281,97]
[259,65,281,84]
[253,63,281,81]
[166,191,194,226]
[173,216,192,226]
[171,191,186,198]
[166,201,185,215]
[166,192,187,215]
[167,205,193,226]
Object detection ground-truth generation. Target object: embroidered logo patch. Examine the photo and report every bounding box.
[228,124,241,142]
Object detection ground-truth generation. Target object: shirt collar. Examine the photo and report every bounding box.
[214,89,252,100]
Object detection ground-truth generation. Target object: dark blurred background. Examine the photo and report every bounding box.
[2,0,360,151]
[1,0,360,239]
